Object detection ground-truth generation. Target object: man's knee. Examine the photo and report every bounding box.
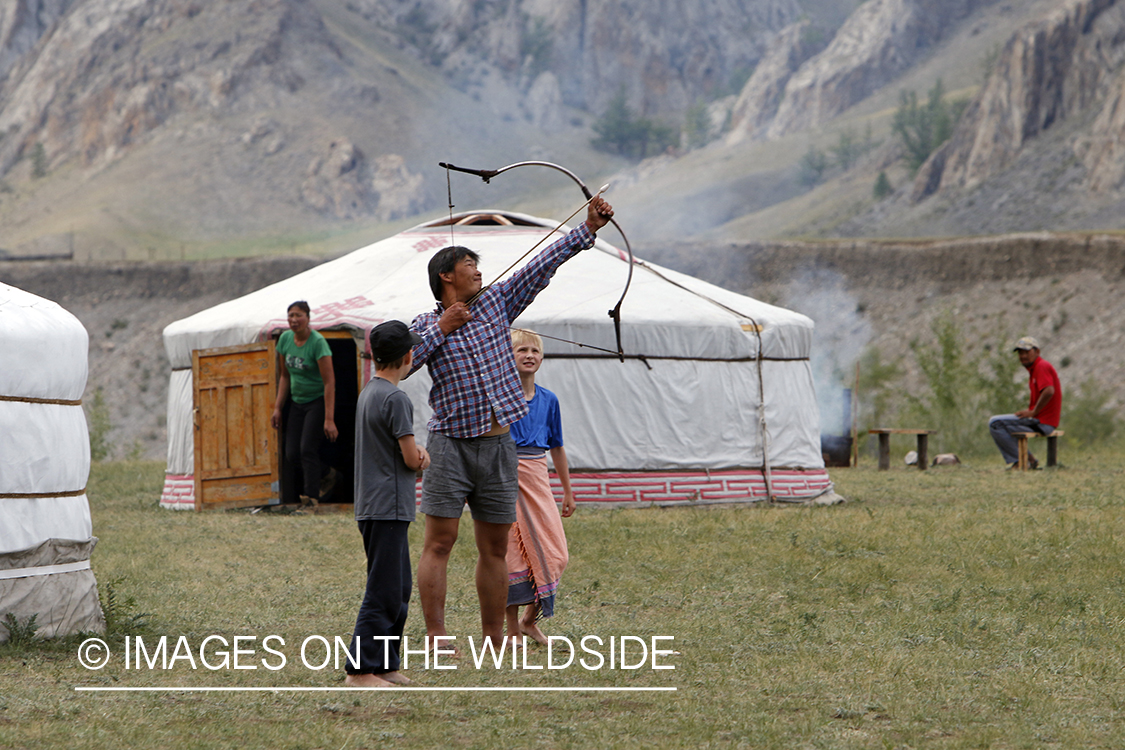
[989,415,1018,432]
[473,520,512,558]
[422,516,459,557]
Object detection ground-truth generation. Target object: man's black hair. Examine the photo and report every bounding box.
[428,246,480,301]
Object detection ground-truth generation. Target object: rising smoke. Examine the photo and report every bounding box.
[782,268,872,437]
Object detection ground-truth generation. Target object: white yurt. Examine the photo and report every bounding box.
[0,283,104,641]
[160,211,833,510]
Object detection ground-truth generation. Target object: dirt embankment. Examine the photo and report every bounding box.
[3,232,1123,462]
[647,232,1125,415]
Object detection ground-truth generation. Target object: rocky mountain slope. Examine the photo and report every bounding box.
[0,0,812,258]
[727,0,1001,141]
[595,0,1125,243]
[1,0,1123,253]
[916,0,1125,197]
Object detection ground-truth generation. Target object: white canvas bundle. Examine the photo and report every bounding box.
[0,283,104,641]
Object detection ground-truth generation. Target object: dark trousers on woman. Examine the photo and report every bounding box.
[283,397,325,500]
[346,519,411,675]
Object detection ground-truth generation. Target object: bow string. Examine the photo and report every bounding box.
[439,161,635,362]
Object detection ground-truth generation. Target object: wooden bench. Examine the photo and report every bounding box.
[1013,430,1064,470]
[868,429,937,471]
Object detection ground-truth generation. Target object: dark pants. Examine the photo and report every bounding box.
[284,397,325,499]
[988,414,1054,465]
[346,519,411,675]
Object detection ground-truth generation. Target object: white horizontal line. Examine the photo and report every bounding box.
[75,686,676,693]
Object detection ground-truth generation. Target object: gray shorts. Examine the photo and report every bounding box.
[421,432,518,524]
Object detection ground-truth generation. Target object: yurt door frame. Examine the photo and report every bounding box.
[192,342,279,511]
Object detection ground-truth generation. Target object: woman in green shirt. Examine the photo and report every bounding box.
[271,301,337,506]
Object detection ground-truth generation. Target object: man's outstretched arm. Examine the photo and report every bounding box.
[498,196,615,321]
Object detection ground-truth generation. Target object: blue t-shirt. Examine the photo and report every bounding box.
[509,386,564,457]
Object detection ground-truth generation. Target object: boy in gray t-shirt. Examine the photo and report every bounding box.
[344,321,429,688]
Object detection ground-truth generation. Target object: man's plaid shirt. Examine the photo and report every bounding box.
[409,223,594,438]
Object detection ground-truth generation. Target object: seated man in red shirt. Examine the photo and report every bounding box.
[988,336,1062,469]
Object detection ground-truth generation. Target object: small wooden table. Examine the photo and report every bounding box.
[1012,430,1065,470]
[868,428,938,471]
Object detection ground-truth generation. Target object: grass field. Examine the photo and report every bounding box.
[4,449,1125,748]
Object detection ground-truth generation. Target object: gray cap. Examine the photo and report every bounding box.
[1013,336,1040,351]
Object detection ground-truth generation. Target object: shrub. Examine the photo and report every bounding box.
[30,143,46,179]
[892,79,968,174]
[100,576,151,637]
[1064,378,1121,447]
[873,171,893,198]
[682,102,712,150]
[591,90,677,160]
[798,145,829,186]
[86,387,112,462]
[831,129,860,171]
[902,314,1023,455]
[1,613,39,646]
[855,345,903,432]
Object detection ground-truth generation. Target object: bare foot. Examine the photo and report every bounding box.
[380,671,416,686]
[344,673,394,688]
[519,620,548,645]
[505,636,525,656]
[427,635,462,661]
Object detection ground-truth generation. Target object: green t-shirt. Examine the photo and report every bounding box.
[277,330,332,404]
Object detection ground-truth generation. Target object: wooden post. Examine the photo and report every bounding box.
[877,433,890,471]
[851,363,860,468]
[1047,435,1058,467]
[916,433,929,471]
[1017,435,1029,470]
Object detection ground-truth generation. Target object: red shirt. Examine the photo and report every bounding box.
[1027,356,1062,427]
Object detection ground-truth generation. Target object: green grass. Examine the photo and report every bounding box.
[4,451,1125,748]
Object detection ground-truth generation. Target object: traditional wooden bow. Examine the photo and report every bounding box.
[439,160,635,362]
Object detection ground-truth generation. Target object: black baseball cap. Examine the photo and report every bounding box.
[370,321,422,363]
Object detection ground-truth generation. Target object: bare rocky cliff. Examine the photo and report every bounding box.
[346,0,802,118]
[0,0,76,81]
[725,18,823,143]
[727,0,999,142]
[0,0,342,178]
[914,0,1125,198]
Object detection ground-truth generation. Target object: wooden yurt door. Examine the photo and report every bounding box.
[192,342,278,511]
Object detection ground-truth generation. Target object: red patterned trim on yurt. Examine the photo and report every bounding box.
[163,469,832,509]
[413,468,832,504]
[159,474,195,510]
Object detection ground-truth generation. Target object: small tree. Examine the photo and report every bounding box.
[798,145,829,186]
[1065,377,1122,447]
[892,79,965,174]
[831,129,859,170]
[856,345,903,432]
[682,102,712,150]
[903,314,1023,455]
[591,90,677,160]
[30,143,47,179]
[873,171,893,199]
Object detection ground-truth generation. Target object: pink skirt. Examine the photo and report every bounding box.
[506,456,569,617]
